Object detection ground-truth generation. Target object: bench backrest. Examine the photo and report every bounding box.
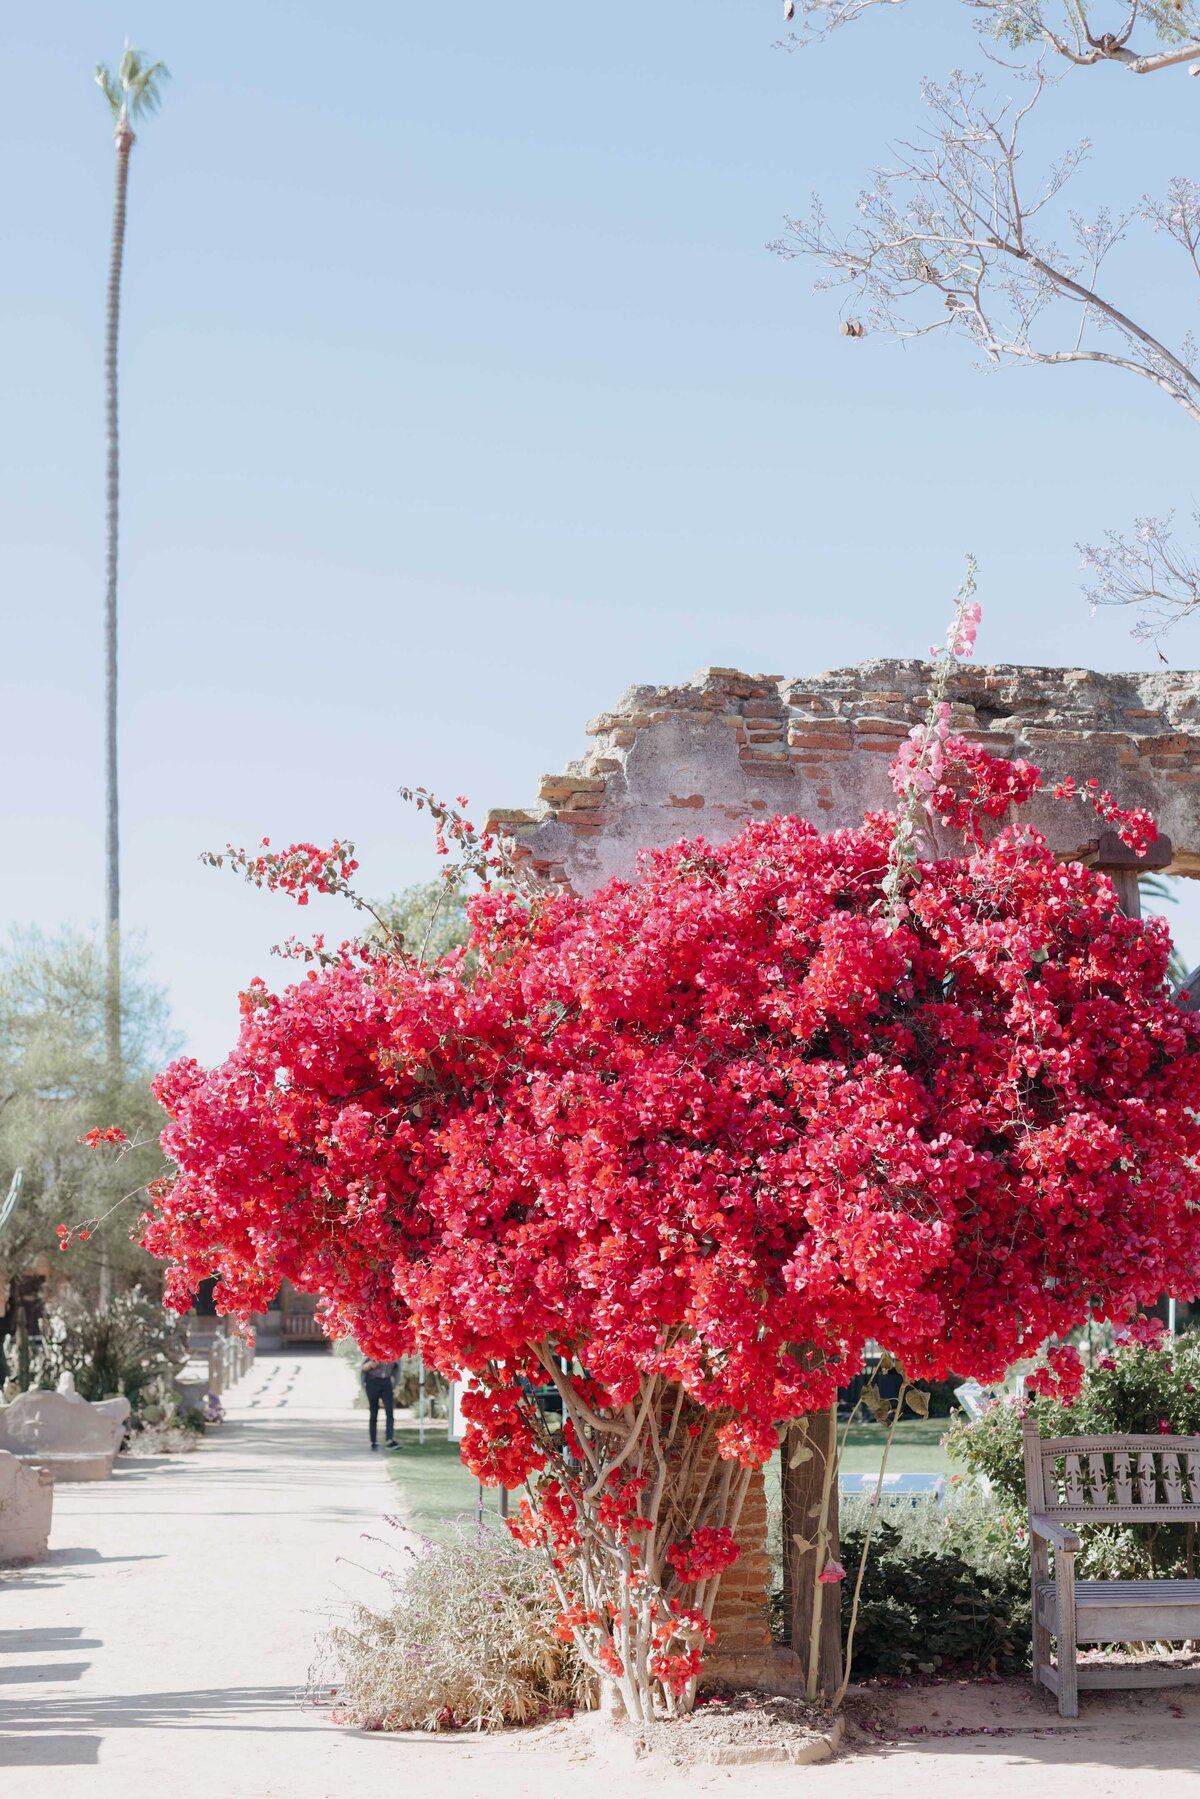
[1022,1414,1200,1524]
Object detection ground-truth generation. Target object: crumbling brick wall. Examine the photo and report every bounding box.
[490,660,1200,892]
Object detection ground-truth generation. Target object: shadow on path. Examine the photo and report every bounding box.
[2,1684,307,1734]
[0,1735,101,1768]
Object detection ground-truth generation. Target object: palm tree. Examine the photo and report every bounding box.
[95,47,169,1077]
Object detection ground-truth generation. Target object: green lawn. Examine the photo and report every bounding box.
[383,1429,508,1542]
[383,1416,957,1543]
[838,1417,955,1476]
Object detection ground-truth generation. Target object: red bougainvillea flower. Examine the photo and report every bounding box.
[144,787,1200,1445]
[666,1526,741,1584]
[1025,1344,1085,1403]
[1116,1314,1170,1349]
[78,1126,127,1147]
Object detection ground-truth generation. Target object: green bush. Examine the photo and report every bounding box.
[944,1329,1200,1580]
[770,1487,1032,1676]
[837,1514,1030,1677]
[29,1287,188,1408]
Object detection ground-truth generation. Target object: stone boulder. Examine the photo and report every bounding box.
[0,1389,120,1481]
[93,1395,132,1446]
[0,1449,53,1561]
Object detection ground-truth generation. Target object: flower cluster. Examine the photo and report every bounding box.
[1051,778,1158,859]
[666,1526,741,1584]
[147,785,1200,1416]
[1116,1313,1170,1350]
[1025,1343,1085,1403]
[201,838,360,907]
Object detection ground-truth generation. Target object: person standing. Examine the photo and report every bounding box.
[361,1357,399,1451]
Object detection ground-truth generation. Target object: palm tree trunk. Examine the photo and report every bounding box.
[104,124,133,1078]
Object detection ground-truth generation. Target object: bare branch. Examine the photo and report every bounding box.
[1142,175,1200,288]
[774,70,1200,424]
[786,1,1200,74]
[1080,512,1200,642]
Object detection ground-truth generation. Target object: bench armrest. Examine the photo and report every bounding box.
[1029,1513,1082,1553]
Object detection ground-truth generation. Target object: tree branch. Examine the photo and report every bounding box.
[776,71,1200,424]
[787,1,1200,75]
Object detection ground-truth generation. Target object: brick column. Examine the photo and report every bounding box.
[703,1462,801,1690]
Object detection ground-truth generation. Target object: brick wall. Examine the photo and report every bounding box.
[489,660,1200,893]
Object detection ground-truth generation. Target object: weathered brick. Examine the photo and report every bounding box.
[539,774,607,799]
[787,730,853,749]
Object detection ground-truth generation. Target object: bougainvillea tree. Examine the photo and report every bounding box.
[134,597,1200,1721]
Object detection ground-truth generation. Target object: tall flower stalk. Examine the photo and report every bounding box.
[881,554,980,919]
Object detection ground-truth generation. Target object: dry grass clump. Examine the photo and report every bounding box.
[319,1521,594,1732]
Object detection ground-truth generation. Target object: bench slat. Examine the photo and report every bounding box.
[1039,1506,1200,1523]
[1037,1581,1200,1644]
[1048,1581,1200,1602]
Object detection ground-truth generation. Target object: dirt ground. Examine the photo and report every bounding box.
[416,1677,1200,1798]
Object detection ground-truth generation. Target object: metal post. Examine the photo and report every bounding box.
[1168,1297,1177,1338]
[418,1355,426,1446]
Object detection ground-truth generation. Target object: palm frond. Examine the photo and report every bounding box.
[95,63,122,121]
[97,47,170,126]
[1139,872,1188,985]
[128,59,170,119]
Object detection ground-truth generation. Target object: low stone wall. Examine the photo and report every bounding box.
[0,1450,53,1563]
[490,661,1200,892]
[0,1390,122,1482]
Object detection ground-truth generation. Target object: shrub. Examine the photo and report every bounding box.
[772,1489,1031,1676]
[139,591,1200,1714]
[30,1287,188,1407]
[944,1328,1200,1579]
[317,1521,594,1731]
[835,1511,1029,1677]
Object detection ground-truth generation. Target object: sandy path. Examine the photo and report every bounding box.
[2,1351,1197,1798]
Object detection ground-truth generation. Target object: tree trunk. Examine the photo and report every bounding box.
[782,1405,843,1700]
[104,127,134,1077]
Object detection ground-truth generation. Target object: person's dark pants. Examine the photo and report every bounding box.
[365,1376,394,1446]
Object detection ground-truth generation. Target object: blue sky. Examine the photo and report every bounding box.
[3,1,1198,1064]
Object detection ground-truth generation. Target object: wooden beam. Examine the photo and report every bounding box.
[1090,832,1175,921]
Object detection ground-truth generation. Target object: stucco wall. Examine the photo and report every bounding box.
[489,660,1200,891]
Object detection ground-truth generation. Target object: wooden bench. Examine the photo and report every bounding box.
[1022,1413,1200,1716]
